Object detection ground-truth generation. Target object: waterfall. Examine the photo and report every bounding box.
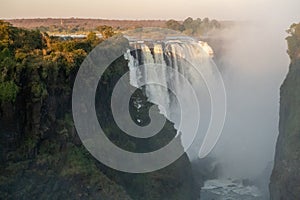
[124,38,217,155]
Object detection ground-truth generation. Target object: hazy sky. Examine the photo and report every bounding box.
[1,0,299,22]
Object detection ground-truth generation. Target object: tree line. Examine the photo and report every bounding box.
[165,17,222,36]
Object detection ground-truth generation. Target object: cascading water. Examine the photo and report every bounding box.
[124,37,263,199]
[124,38,214,151]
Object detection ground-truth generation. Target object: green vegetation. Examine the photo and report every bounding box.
[286,23,300,60]
[0,21,197,199]
[166,20,184,32]
[97,25,115,39]
[0,81,19,102]
[0,20,101,103]
[165,17,222,36]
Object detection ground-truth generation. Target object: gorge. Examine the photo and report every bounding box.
[1,19,300,200]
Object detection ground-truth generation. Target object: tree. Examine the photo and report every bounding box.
[183,17,194,30]
[0,81,19,102]
[210,19,221,29]
[0,21,13,50]
[286,23,300,60]
[165,20,184,31]
[97,25,115,39]
[86,32,101,47]
[287,23,300,38]
[202,17,210,25]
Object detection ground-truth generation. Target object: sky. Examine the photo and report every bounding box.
[1,0,299,22]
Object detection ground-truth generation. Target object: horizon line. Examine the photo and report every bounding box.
[0,17,237,22]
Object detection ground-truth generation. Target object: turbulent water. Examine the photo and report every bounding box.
[201,179,263,200]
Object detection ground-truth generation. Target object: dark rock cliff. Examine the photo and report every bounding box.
[269,58,300,200]
[270,23,300,200]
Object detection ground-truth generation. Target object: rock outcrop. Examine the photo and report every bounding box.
[270,23,300,200]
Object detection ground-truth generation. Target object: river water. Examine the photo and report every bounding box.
[200,179,264,200]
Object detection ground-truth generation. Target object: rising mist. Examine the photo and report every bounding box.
[210,21,289,181]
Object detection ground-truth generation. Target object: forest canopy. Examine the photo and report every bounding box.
[0,20,103,103]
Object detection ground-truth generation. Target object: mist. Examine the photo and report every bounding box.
[210,20,290,180]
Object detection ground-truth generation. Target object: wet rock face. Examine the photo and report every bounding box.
[270,59,300,200]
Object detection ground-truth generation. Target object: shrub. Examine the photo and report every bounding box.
[0,81,19,102]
